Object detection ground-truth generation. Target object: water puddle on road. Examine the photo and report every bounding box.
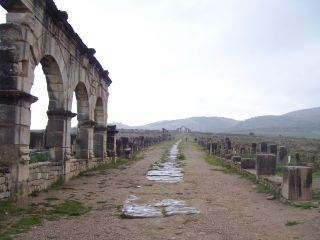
[122,195,199,218]
[146,140,183,183]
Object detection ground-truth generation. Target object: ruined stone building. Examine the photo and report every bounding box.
[0,0,112,198]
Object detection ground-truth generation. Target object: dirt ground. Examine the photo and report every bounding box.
[15,140,320,240]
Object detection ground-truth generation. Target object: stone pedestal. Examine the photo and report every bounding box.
[282,166,312,201]
[256,154,276,176]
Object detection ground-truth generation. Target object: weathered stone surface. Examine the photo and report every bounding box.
[279,146,287,162]
[256,154,276,176]
[282,166,312,201]
[260,142,268,153]
[241,158,256,169]
[269,144,277,155]
[232,156,241,163]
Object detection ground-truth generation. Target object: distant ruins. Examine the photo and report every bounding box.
[0,0,113,198]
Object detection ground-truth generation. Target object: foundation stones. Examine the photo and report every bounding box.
[282,166,312,201]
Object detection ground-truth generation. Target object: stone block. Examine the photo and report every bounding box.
[282,166,312,201]
[256,154,276,175]
[232,156,241,162]
[0,191,11,199]
[241,158,256,169]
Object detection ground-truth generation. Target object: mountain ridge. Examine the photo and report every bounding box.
[113,107,320,138]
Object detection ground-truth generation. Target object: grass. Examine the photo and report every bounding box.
[29,151,49,164]
[295,202,315,210]
[0,199,90,239]
[206,155,236,174]
[285,220,301,226]
[53,200,91,216]
[313,170,320,178]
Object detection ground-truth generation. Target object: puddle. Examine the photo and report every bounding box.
[146,140,183,183]
[122,195,199,218]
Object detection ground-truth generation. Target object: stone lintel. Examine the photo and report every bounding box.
[47,110,77,118]
[0,90,38,104]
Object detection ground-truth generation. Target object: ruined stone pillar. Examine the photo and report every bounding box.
[269,144,277,155]
[46,110,75,162]
[260,142,268,153]
[0,91,37,194]
[0,21,38,195]
[256,154,276,176]
[75,120,95,159]
[279,146,287,162]
[282,166,312,201]
[251,143,257,154]
[93,125,107,159]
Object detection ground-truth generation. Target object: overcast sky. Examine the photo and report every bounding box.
[1,0,320,128]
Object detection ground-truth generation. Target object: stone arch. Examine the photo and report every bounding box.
[40,55,64,111]
[0,0,112,195]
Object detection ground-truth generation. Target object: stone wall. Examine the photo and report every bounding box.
[28,162,62,193]
[0,167,11,199]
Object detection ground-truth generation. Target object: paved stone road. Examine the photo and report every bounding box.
[17,140,320,240]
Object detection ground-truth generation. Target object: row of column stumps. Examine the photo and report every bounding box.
[196,137,313,201]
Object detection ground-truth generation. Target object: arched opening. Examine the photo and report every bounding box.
[73,82,91,159]
[30,55,66,162]
[0,6,6,24]
[29,65,49,163]
[93,98,106,158]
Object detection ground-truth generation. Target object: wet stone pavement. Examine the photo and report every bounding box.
[122,140,199,218]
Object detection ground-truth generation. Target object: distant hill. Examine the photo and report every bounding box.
[135,117,239,132]
[229,107,320,137]
[116,107,320,138]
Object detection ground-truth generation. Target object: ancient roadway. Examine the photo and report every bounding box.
[17,140,320,240]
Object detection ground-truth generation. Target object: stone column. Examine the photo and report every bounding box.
[75,120,96,159]
[0,91,37,195]
[282,166,312,201]
[93,125,107,160]
[251,143,257,154]
[46,110,76,162]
